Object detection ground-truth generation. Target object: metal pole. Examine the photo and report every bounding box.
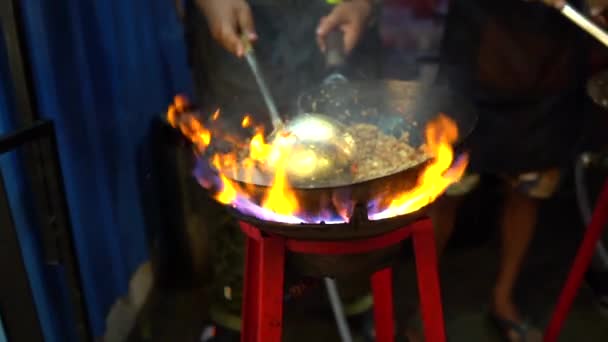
[324,278,354,342]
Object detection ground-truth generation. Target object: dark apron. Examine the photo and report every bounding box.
[438,0,591,175]
[183,0,382,321]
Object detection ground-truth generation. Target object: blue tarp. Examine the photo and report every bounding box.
[1,0,193,338]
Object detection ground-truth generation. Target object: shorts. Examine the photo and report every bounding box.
[445,168,561,199]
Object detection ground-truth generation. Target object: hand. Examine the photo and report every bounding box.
[588,0,608,21]
[535,0,566,9]
[316,0,374,54]
[197,0,257,57]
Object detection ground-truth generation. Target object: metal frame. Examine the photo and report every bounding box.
[1,0,36,124]
[0,163,44,342]
[0,121,93,342]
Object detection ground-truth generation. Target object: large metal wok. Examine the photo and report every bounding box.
[218,79,478,218]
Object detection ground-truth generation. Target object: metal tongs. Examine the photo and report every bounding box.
[553,2,608,47]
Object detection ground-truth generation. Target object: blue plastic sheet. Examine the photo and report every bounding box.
[2,0,193,337]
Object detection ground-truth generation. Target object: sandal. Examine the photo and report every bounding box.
[488,313,542,342]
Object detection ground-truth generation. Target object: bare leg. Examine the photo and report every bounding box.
[492,188,539,322]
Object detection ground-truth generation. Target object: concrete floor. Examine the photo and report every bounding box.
[125,177,608,342]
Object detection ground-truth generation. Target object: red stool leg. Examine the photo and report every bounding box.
[240,233,286,342]
[412,219,446,342]
[372,268,395,342]
[241,235,261,342]
[256,235,285,342]
[544,179,608,342]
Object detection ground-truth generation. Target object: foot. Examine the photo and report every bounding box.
[490,297,541,342]
[491,295,522,325]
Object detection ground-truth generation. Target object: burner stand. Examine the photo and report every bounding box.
[238,217,446,342]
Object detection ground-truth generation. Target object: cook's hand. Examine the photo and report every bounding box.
[534,0,566,8]
[588,0,608,20]
[316,0,374,54]
[197,0,257,57]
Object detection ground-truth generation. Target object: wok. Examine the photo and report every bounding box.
[219,79,478,217]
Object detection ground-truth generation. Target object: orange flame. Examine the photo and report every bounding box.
[166,97,212,153]
[249,130,271,161]
[241,115,252,128]
[211,109,220,121]
[216,174,239,204]
[372,114,468,220]
[260,143,299,215]
[166,95,468,223]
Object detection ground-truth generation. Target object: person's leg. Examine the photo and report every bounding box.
[491,187,539,322]
[490,169,560,341]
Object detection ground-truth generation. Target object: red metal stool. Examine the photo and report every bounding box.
[544,179,608,342]
[239,217,446,342]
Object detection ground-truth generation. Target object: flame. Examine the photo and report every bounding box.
[211,109,220,121]
[249,130,272,160]
[174,95,188,112]
[261,147,299,215]
[166,95,468,224]
[167,96,212,153]
[241,115,252,128]
[370,114,468,220]
[216,175,239,204]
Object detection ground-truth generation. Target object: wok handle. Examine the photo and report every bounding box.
[325,30,346,68]
[560,3,608,47]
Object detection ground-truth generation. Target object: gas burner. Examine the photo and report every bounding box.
[226,202,429,241]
